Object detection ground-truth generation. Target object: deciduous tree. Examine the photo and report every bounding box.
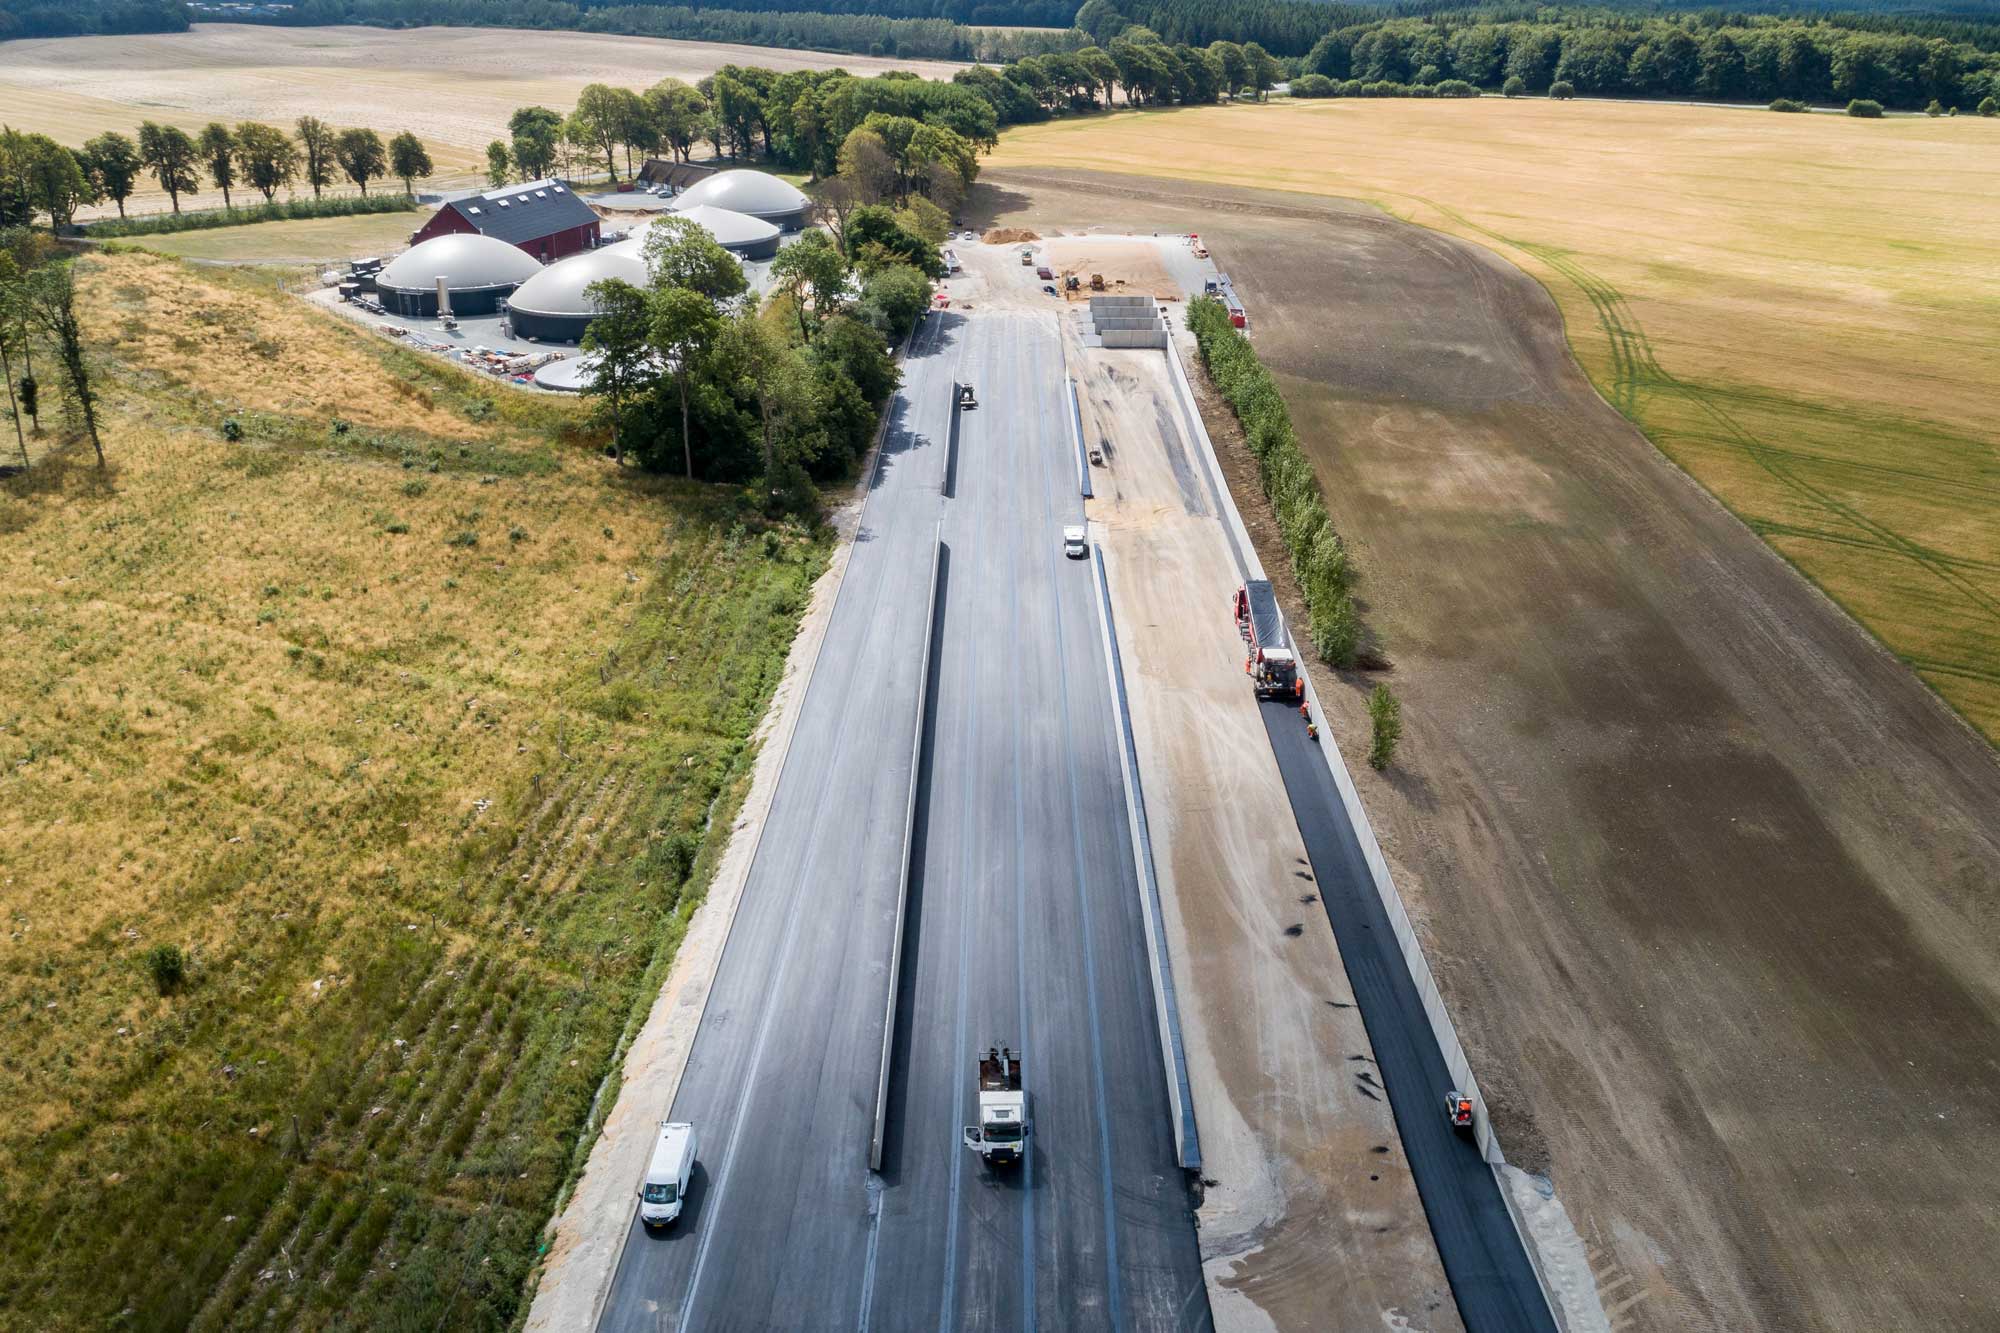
[388,131,433,194]
[509,106,563,180]
[333,128,387,195]
[79,131,141,219]
[198,122,237,207]
[137,121,200,214]
[233,122,299,203]
[485,140,512,187]
[294,115,336,199]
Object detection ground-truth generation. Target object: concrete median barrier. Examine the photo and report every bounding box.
[871,528,944,1172]
[1088,535,1201,1173]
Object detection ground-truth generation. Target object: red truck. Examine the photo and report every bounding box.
[1234,580,1301,701]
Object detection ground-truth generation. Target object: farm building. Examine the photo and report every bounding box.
[502,248,649,343]
[670,170,811,231]
[410,179,601,262]
[607,206,781,262]
[374,233,541,317]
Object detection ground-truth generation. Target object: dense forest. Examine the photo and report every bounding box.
[0,0,186,38]
[4,0,1997,112]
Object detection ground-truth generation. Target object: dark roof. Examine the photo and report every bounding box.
[638,159,718,189]
[445,179,597,246]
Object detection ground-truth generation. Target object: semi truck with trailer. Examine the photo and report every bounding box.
[1235,580,1301,701]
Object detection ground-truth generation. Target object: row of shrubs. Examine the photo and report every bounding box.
[83,191,418,238]
[1186,296,1360,667]
[1291,74,1480,99]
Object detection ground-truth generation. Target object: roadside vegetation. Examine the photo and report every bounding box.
[1187,295,1360,668]
[0,246,836,1328]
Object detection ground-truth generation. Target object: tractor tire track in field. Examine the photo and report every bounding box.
[1418,196,2000,694]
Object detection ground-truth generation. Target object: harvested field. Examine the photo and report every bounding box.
[990,100,2000,739]
[970,170,2000,1332]
[0,23,963,216]
[0,253,826,1329]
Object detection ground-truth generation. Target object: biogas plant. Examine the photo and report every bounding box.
[313,169,809,388]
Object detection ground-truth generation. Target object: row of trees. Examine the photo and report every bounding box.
[495,66,1000,194]
[0,118,436,232]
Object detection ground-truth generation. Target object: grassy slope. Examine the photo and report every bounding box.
[0,253,827,1329]
[990,98,2000,739]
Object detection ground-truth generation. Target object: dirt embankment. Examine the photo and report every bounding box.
[973,169,2000,1333]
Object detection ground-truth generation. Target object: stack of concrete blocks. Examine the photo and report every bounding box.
[1081,294,1170,350]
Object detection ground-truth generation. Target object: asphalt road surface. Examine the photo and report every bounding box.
[1259,705,1555,1333]
[599,309,1208,1333]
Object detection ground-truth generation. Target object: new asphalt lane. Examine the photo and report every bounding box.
[598,309,1209,1333]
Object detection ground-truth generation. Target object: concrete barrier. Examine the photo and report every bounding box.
[1099,330,1169,349]
[1088,538,1201,1172]
[1161,336,1564,1328]
[870,529,944,1172]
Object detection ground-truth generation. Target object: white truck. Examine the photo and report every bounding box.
[961,1046,1027,1167]
[637,1121,697,1227]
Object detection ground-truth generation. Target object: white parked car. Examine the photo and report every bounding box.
[638,1121,698,1227]
[1063,525,1088,559]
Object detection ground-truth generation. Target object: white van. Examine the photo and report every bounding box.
[638,1121,697,1227]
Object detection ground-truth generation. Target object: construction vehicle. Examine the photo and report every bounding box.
[1234,580,1300,701]
[1064,274,1080,292]
[1020,248,1035,266]
[957,383,976,410]
[961,1046,1027,1166]
[1446,1091,1474,1134]
[1089,273,1106,291]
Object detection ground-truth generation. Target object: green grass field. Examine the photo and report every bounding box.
[0,253,827,1328]
[123,210,429,262]
[994,99,2000,739]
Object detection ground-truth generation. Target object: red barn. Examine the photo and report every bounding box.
[410,179,601,263]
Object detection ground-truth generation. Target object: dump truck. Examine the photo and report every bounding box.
[961,1046,1027,1167]
[1235,580,1300,700]
[1089,273,1106,291]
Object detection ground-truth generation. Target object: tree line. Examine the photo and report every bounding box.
[193,0,1081,63]
[1080,0,2000,108]
[0,119,437,232]
[0,0,186,40]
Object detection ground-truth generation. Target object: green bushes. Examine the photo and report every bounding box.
[1981,97,1999,116]
[1290,73,1335,98]
[82,192,417,239]
[1847,98,1885,118]
[1434,79,1480,98]
[1367,685,1402,771]
[1550,80,1577,100]
[1769,98,1810,113]
[144,944,187,996]
[1503,75,1527,97]
[1187,296,1361,667]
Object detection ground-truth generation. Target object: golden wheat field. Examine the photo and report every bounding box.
[0,252,823,1328]
[993,98,2000,737]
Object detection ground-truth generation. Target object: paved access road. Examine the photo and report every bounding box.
[599,309,1208,1333]
[1259,702,1554,1332]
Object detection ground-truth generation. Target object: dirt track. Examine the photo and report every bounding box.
[973,169,2000,1332]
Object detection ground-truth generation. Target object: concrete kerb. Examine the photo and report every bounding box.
[871,528,944,1172]
[1064,340,1092,499]
[1088,532,1201,1173]
[524,314,936,1333]
[1160,335,1567,1330]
